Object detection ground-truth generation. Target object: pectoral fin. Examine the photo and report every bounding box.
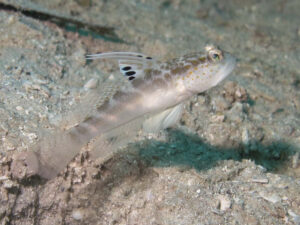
[143,104,183,133]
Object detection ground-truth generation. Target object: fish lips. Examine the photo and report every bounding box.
[213,53,236,86]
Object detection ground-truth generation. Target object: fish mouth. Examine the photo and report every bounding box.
[213,53,236,86]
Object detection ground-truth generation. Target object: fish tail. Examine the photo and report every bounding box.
[13,129,84,179]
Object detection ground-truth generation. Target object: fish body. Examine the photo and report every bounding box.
[71,45,235,140]
[23,45,236,179]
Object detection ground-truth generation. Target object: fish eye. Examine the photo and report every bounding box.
[208,51,222,62]
[212,53,219,60]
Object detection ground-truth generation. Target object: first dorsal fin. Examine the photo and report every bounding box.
[86,52,157,81]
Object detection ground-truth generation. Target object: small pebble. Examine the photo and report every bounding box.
[72,209,83,220]
[108,74,115,80]
[217,195,232,211]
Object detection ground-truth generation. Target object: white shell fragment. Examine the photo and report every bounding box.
[84,78,98,89]
[259,192,281,204]
[251,178,269,184]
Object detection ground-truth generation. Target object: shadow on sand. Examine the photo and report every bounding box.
[137,128,296,173]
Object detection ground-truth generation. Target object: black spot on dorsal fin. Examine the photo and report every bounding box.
[122,66,132,71]
[125,71,136,76]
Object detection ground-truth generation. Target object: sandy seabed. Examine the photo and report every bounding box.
[0,0,299,224]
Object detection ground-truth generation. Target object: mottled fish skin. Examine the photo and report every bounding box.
[29,45,236,179]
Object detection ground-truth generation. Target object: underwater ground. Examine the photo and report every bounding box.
[0,0,299,224]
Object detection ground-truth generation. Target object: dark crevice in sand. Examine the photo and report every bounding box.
[0,2,126,43]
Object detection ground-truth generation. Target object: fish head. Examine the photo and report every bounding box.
[181,45,236,94]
